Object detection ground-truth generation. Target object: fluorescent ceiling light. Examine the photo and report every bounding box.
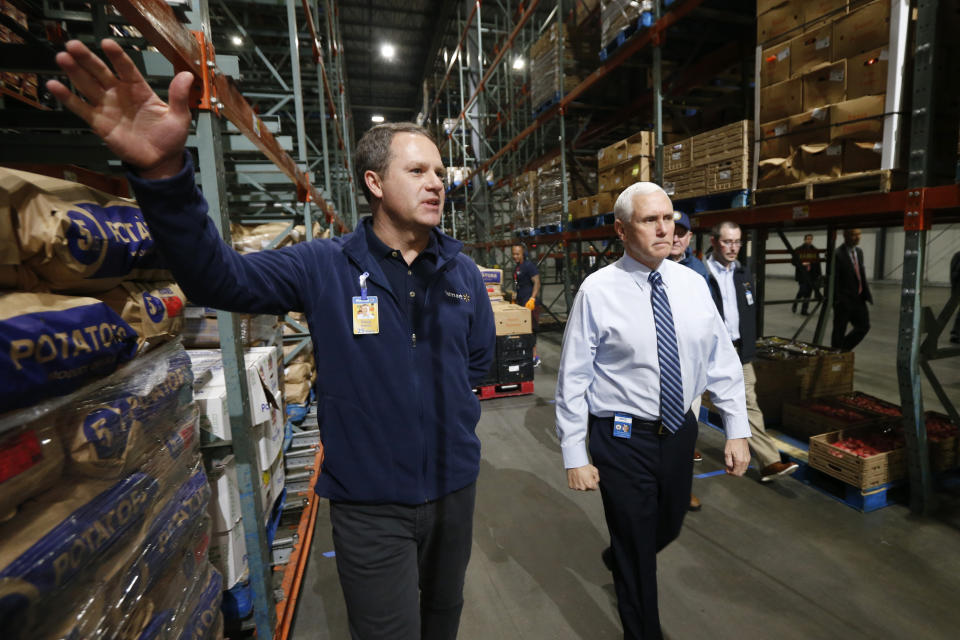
[231,35,243,46]
[512,57,525,71]
[371,114,385,123]
[380,43,395,60]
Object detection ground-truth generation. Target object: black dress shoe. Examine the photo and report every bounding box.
[602,546,614,572]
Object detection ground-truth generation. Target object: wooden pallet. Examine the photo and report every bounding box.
[474,380,534,400]
[754,170,906,206]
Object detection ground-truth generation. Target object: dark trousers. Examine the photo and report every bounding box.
[793,272,819,313]
[329,482,476,640]
[589,411,698,640]
[831,297,870,350]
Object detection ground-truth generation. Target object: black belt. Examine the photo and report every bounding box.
[590,413,673,436]
[733,339,743,353]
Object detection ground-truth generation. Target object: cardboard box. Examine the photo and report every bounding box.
[196,383,230,440]
[759,118,791,159]
[831,94,885,140]
[209,454,242,533]
[478,266,504,299]
[757,155,799,188]
[782,399,883,440]
[570,196,592,220]
[598,169,620,192]
[833,0,890,60]
[844,140,883,173]
[790,24,833,79]
[620,157,652,185]
[760,77,803,122]
[211,523,249,589]
[846,46,888,99]
[663,139,692,174]
[761,42,792,87]
[191,347,282,440]
[663,167,707,200]
[753,338,854,422]
[597,140,627,170]
[757,0,788,14]
[690,120,753,165]
[707,157,750,193]
[758,0,803,45]
[491,302,532,335]
[803,0,848,30]
[590,192,615,216]
[797,142,843,180]
[803,60,846,110]
[625,131,653,160]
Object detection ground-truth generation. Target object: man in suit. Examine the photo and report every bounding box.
[832,228,872,350]
[792,233,822,315]
[706,221,799,483]
[950,250,960,344]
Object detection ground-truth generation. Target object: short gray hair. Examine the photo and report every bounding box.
[613,182,670,223]
[354,122,436,202]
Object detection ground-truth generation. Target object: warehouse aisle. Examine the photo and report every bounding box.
[291,279,960,639]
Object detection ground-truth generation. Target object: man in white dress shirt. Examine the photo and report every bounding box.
[555,182,751,639]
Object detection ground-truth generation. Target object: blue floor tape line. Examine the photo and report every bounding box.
[694,469,728,479]
[322,551,336,558]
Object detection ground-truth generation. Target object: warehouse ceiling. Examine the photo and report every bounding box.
[337,0,450,129]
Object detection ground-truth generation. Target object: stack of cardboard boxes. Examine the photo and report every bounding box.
[757,0,893,188]
[512,171,538,233]
[536,155,597,228]
[662,120,754,201]
[0,2,38,102]
[570,131,653,222]
[600,0,650,48]
[530,23,584,113]
[477,266,534,388]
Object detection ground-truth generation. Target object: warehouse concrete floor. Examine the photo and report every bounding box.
[290,278,960,639]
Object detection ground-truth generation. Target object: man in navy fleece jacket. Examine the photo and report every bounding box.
[49,39,495,640]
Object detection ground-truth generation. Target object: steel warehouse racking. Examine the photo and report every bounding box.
[421,0,959,515]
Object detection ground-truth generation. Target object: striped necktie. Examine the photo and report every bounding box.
[648,270,685,433]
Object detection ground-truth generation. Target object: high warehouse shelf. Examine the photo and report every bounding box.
[422,0,960,517]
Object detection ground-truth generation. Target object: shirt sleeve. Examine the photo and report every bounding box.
[554,288,597,468]
[127,153,317,315]
[703,310,751,439]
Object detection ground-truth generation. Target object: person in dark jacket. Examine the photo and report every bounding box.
[706,222,799,483]
[668,210,709,511]
[792,233,822,315]
[950,250,960,344]
[48,40,496,640]
[832,228,872,350]
[511,244,541,365]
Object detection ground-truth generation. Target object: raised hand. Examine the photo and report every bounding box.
[46,38,195,179]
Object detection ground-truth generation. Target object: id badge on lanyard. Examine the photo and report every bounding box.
[352,271,379,334]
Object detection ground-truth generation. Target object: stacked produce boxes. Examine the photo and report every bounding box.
[569,131,653,222]
[663,120,754,201]
[476,265,534,387]
[756,0,894,188]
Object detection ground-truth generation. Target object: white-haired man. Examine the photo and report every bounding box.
[555,182,751,638]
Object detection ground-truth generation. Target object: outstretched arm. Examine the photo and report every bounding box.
[46,38,194,179]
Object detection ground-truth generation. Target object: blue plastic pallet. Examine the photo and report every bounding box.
[599,12,654,61]
[571,212,615,230]
[674,189,750,214]
[532,91,563,117]
[513,227,535,237]
[535,223,564,235]
[790,463,904,512]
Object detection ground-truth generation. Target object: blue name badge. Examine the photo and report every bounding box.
[613,413,632,439]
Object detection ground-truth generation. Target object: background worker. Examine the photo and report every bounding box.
[48,39,496,640]
[832,228,873,351]
[706,222,799,483]
[793,233,822,315]
[512,243,541,366]
[556,182,750,639]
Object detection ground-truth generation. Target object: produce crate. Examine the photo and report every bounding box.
[663,139,692,173]
[781,399,883,440]
[927,411,959,472]
[753,337,854,423]
[691,120,753,165]
[706,153,751,194]
[832,391,902,420]
[809,424,906,490]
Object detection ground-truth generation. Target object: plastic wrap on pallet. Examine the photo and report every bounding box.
[230,221,325,254]
[0,167,170,294]
[0,291,139,412]
[601,0,650,47]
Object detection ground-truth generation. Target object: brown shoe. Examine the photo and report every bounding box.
[760,461,799,483]
[693,450,703,463]
[689,494,702,511]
